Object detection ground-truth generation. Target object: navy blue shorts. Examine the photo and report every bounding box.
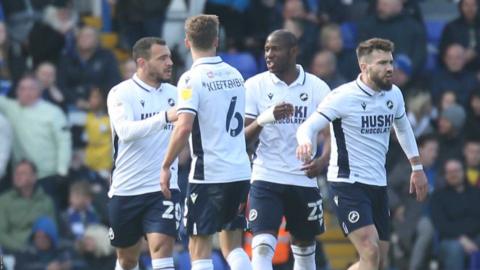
[248,180,325,241]
[108,190,181,248]
[330,182,390,241]
[184,181,250,236]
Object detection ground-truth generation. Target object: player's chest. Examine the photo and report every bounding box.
[132,92,176,120]
[259,87,316,117]
[346,95,398,133]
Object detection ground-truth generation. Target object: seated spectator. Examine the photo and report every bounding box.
[35,61,66,111]
[0,160,55,253]
[0,75,71,209]
[464,139,480,188]
[439,90,457,112]
[309,50,347,89]
[57,25,121,110]
[284,18,317,68]
[465,91,480,140]
[407,92,437,138]
[439,0,480,72]
[0,112,12,183]
[431,159,480,270]
[121,59,136,81]
[357,0,427,75]
[75,224,115,270]
[28,0,78,67]
[60,181,99,242]
[0,21,26,93]
[388,134,440,270]
[437,104,466,165]
[430,43,478,107]
[83,87,111,177]
[15,216,72,270]
[318,23,359,80]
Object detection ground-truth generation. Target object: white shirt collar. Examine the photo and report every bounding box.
[269,64,306,87]
[192,56,223,68]
[132,73,162,92]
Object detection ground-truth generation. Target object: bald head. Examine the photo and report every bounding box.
[267,30,298,50]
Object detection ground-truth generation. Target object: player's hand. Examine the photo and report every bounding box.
[296,143,313,163]
[301,156,328,178]
[167,107,178,122]
[273,102,294,120]
[160,166,172,199]
[459,235,479,254]
[410,170,428,202]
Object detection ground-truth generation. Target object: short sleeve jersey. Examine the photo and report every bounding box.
[317,76,406,186]
[176,56,251,184]
[245,65,331,187]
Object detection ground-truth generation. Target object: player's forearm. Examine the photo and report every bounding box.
[297,112,329,146]
[394,115,420,160]
[113,112,168,142]
[244,118,263,146]
[162,124,191,169]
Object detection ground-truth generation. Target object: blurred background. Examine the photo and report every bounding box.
[0,0,479,269]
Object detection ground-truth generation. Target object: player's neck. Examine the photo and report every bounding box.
[360,73,380,92]
[136,70,161,89]
[276,65,299,86]
[191,48,216,62]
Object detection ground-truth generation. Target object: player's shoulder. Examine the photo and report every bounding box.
[389,84,404,99]
[108,79,135,98]
[330,80,356,96]
[161,82,177,94]
[245,71,270,87]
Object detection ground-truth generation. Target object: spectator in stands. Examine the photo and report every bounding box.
[35,61,66,111]
[437,104,466,165]
[314,0,349,25]
[430,43,478,107]
[0,75,71,179]
[309,50,347,89]
[28,0,78,67]
[60,181,99,243]
[83,87,111,176]
[388,134,440,270]
[0,21,27,93]
[121,58,136,80]
[431,159,480,270]
[283,17,316,67]
[464,139,480,188]
[465,91,480,140]
[407,92,437,138]
[367,0,424,24]
[0,112,12,182]
[75,224,115,270]
[15,216,72,270]
[1,0,49,44]
[57,25,121,110]
[439,0,480,72]
[392,54,415,94]
[0,160,56,253]
[115,0,172,49]
[439,90,457,112]
[357,0,427,75]
[318,23,359,80]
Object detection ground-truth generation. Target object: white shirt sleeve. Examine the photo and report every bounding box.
[316,90,346,121]
[244,78,258,119]
[107,88,167,142]
[393,89,419,158]
[177,71,200,115]
[297,110,331,145]
[312,77,331,107]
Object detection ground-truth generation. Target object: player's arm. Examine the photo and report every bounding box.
[301,127,331,178]
[107,89,177,142]
[296,112,330,163]
[160,112,194,199]
[244,103,294,145]
[393,103,428,202]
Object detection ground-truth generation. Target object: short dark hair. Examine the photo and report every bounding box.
[16,159,37,174]
[268,29,298,49]
[132,37,166,61]
[356,38,394,60]
[185,14,219,51]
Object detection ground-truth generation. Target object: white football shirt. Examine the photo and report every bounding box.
[245,65,331,187]
[107,74,178,197]
[177,56,251,183]
[317,76,406,186]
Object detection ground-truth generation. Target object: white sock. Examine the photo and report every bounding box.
[191,259,213,270]
[152,257,174,270]
[251,234,277,270]
[291,244,316,270]
[226,247,252,270]
[115,260,139,270]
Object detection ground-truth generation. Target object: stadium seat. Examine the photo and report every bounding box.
[218,52,258,80]
[425,20,446,47]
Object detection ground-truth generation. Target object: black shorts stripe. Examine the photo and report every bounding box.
[332,119,350,178]
[192,115,204,180]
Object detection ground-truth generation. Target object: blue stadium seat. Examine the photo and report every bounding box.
[425,20,446,47]
[219,52,258,80]
[340,22,358,50]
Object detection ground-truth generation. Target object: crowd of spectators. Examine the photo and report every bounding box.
[0,0,479,270]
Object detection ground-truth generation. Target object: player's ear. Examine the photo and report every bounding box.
[136,57,145,69]
[289,45,298,59]
[184,38,191,49]
[213,36,219,49]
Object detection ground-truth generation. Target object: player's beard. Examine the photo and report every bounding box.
[371,71,392,90]
[147,67,171,84]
